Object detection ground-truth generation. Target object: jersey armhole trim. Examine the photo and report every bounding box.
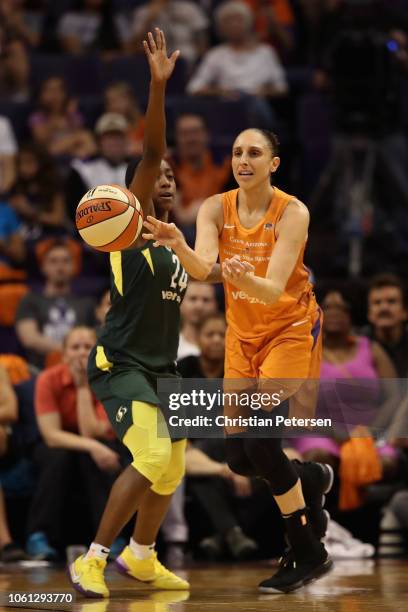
[141,248,155,275]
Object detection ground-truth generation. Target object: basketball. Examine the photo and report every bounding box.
[76,184,143,252]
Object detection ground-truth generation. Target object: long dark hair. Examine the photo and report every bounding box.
[12,142,60,210]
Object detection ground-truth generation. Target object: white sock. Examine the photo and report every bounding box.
[129,537,155,560]
[85,542,110,561]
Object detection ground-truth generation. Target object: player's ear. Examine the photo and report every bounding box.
[270,156,280,174]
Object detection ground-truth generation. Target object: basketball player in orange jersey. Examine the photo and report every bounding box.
[143,128,334,593]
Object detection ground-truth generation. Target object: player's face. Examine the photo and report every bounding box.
[232,130,280,190]
[322,291,351,335]
[153,160,176,213]
[198,318,226,361]
[181,283,217,326]
[368,286,407,330]
[64,328,96,367]
[42,247,74,285]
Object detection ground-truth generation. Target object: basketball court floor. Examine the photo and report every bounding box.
[0,559,406,612]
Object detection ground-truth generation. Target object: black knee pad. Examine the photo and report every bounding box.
[225,436,257,477]
[243,437,298,495]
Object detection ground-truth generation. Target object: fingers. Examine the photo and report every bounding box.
[155,27,163,50]
[141,232,154,241]
[147,30,157,53]
[170,49,180,65]
[159,28,166,52]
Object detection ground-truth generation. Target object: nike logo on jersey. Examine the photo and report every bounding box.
[223,224,235,229]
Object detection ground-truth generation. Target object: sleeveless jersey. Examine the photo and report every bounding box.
[97,242,187,372]
[219,188,315,341]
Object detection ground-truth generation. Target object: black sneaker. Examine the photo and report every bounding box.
[293,461,334,539]
[258,545,333,593]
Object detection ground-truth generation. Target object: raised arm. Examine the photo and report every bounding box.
[128,29,179,215]
[222,200,309,303]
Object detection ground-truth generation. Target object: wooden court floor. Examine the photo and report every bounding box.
[0,559,406,612]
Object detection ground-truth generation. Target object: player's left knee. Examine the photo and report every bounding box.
[151,439,186,495]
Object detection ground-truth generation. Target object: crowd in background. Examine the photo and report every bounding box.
[1,0,408,566]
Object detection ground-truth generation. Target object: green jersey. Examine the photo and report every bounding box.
[97,241,187,373]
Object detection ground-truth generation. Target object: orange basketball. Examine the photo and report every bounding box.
[76,184,143,252]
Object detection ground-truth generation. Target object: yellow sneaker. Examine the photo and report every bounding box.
[68,554,109,599]
[115,546,189,590]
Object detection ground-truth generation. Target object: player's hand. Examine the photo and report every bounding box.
[144,28,179,84]
[142,215,185,249]
[90,442,121,473]
[222,256,254,284]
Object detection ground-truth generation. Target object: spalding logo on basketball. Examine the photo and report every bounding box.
[76,184,143,252]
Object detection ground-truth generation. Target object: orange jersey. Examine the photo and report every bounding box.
[219,187,316,341]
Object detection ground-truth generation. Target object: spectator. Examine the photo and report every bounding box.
[15,242,95,369]
[26,326,123,560]
[8,143,67,245]
[103,82,145,156]
[0,199,27,327]
[0,0,44,48]
[363,274,408,378]
[29,77,96,159]
[120,0,209,67]
[292,291,398,472]
[178,282,218,359]
[57,0,122,56]
[0,117,17,196]
[0,365,27,562]
[65,113,129,220]
[187,0,288,99]
[0,38,31,103]
[170,114,231,227]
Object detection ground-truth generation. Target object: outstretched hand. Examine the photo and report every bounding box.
[142,215,185,249]
[144,28,179,84]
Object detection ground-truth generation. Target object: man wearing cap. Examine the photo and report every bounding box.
[65,113,130,221]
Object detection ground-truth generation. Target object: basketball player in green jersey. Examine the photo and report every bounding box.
[68,29,189,598]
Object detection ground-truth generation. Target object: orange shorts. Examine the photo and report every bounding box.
[224,309,323,419]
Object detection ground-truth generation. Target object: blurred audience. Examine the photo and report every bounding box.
[28,77,95,159]
[103,82,145,156]
[0,364,27,562]
[94,288,110,328]
[363,274,408,378]
[16,242,95,369]
[243,0,295,56]
[57,0,122,56]
[187,1,288,100]
[178,281,218,359]
[170,114,231,227]
[121,0,209,67]
[26,326,123,560]
[0,0,44,48]
[8,143,67,245]
[0,116,17,197]
[65,113,129,220]
[0,37,31,103]
[292,290,398,469]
